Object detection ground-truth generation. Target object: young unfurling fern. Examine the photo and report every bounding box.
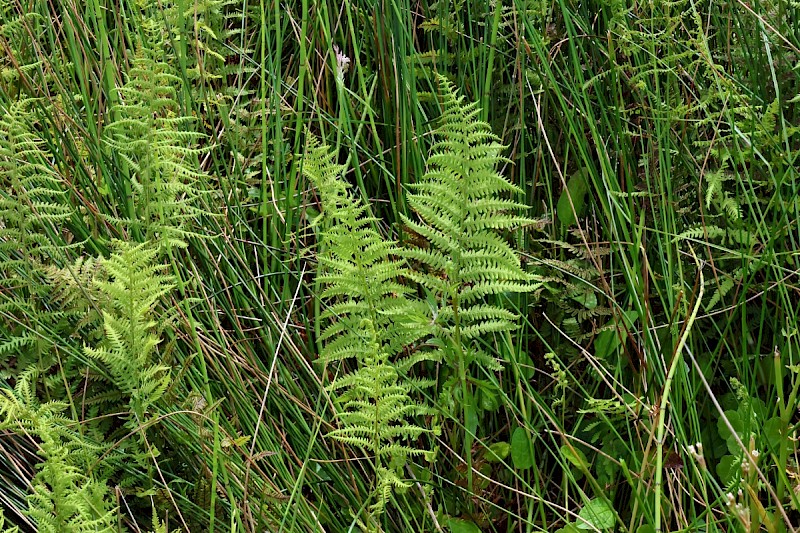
[303,137,436,527]
[400,75,537,484]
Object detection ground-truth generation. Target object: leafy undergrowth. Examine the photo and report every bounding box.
[0,0,798,532]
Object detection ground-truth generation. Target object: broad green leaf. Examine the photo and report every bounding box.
[717,410,742,443]
[560,444,588,470]
[747,398,768,420]
[577,498,614,530]
[569,290,597,310]
[485,441,511,462]
[763,416,789,453]
[557,168,590,226]
[717,454,739,484]
[511,427,533,470]
[595,310,638,361]
[517,352,535,380]
[594,328,619,361]
[448,518,482,533]
[465,391,479,437]
[475,381,501,412]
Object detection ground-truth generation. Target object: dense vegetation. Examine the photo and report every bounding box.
[0,0,798,531]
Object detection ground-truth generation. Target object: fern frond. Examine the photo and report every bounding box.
[400,76,535,363]
[395,77,537,491]
[0,100,71,273]
[83,240,175,431]
[304,136,431,364]
[303,137,436,525]
[103,50,213,252]
[0,370,117,532]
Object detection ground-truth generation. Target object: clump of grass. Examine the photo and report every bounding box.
[0,0,798,531]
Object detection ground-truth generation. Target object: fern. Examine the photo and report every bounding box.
[103,49,208,252]
[0,508,19,533]
[306,137,435,372]
[161,0,237,84]
[46,256,105,335]
[400,76,536,438]
[308,78,539,516]
[325,319,433,519]
[0,99,76,384]
[0,10,44,99]
[0,100,72,271]
[40,256,121,423]
[83,241,175,432]
[0,370,117,532]
[303,137,436,526]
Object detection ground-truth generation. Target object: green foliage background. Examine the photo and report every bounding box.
[0,0,798,531]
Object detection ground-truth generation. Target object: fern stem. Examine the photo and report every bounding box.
[452,288,474,498]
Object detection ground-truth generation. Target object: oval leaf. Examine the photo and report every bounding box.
[560,444,588,470]
[448,518,482,533]
[717,454,740,484]
[557,168,590,226]
[511,427,533,470]
[577,498,614,530]
[486,441,511,462]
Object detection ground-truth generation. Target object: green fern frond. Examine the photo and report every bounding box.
[0,371,117,532]
[323,319,435,521]
[103,50,211,252]
[303,137,436,525]
[148,505,181,533]
[304,136,431,363]
[0,508,20,533]
[400,77,536,366]
[0,100,71,272]
[83,241,175,430]
[673,225,727,243]
[45,256,105,333]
